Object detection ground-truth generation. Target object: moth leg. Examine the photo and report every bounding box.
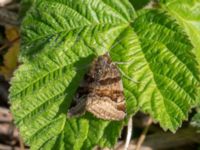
[118,67,139,83]
[113,59,135,65]
[116,101,126,112]
[68,97,87,118]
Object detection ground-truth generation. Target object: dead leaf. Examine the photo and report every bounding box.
[5,25,18,41]
[0,26,19,80]
[0,0,12,7]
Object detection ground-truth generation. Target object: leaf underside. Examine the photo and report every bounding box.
[10,0,199,149]
[191,110,200,129]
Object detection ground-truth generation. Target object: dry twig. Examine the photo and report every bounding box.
[19,135,25,150]
[135,117,152,150]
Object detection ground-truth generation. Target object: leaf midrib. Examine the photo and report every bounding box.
[23,22,128,46]
[23,0,132,45]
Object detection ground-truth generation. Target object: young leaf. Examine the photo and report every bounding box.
[160,0,200,63]
[160,0,200,127]
[9,0,199,149]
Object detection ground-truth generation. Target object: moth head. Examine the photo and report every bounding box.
[98,52,112,66]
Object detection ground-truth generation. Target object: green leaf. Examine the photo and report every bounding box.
[10,0,135,149]
[20,0,35,19]
[160,0,200,64]
[10,0,199,149]
[131,10,199,131]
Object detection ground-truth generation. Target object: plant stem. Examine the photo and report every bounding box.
[124,117,133,150]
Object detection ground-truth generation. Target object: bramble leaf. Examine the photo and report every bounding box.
[10,0,135,149]
[130,9,199,131]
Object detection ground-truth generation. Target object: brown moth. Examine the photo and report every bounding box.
[68,52,126,120]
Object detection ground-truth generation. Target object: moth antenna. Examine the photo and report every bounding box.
[118,68,139,83]
[105,51,110,56]
[113,59,135,65]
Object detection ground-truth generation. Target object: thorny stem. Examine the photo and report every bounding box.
[135,117,153,150]
[124,117,133,150]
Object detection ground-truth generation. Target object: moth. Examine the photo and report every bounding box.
[68,52,126,120]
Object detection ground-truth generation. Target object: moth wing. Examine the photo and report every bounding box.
[68,97,87,117]
[86,94,126,120]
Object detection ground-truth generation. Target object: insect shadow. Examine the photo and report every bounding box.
[55,53,95,117]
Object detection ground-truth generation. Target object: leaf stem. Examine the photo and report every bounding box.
[124,117,133,150]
